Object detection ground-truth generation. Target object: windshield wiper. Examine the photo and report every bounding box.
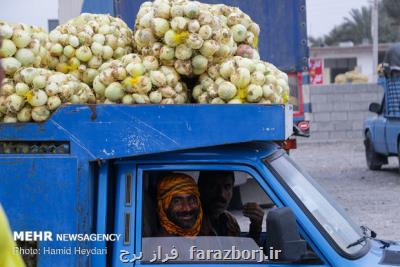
[375,239,399,249]
[378,240,393,249]
[347,225,377,249]
[348,226,399,249]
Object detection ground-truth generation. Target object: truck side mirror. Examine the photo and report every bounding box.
[369,103,381,114]
[266,207,306,262]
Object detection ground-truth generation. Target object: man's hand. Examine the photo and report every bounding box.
[243,202,264,244]
[243,202,264,226]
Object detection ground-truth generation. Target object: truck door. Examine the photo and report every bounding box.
[385,117,400,154]
[111,163,137,267]
[112,162,328,267]
[373,97,388,154]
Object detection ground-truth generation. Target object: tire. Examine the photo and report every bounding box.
[365,132,384,170]
[398,141,400,173]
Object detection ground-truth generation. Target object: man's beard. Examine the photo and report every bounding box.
[167,208,199,229]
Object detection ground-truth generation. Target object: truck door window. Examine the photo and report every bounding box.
[139,170,323,264]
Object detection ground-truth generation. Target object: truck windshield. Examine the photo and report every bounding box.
[264,152,366,256]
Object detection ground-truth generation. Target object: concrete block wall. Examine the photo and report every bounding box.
[307,83,383,141]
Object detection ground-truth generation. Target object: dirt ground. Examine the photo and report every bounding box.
[291,139,400,241]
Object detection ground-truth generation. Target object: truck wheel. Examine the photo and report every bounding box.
[365,132,384,170]
[398,142,400,173]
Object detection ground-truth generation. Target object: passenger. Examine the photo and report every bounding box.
[383,43,400,78]
[198,171,264,243]
[156,173,203,237]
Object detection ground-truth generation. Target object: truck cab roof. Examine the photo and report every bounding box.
[116,141,279,164]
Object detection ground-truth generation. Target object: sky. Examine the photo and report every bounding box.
[0,0,58,30]
[307,0,371,38]
[1,0,371,37]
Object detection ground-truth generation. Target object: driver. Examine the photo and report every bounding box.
[156,173,203,237]
[198,171,264,244]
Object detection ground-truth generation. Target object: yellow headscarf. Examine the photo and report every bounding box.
[157,174,203,237]
[0,204,25,267]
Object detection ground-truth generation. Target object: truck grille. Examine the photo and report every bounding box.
[0,141,70,154]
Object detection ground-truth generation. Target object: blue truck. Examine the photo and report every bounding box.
[2,1,400,267]
[363,78,400,170]
[2,104,400,267]
[2,105,400,267]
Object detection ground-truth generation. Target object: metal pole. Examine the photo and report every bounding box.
[371,0,379,81]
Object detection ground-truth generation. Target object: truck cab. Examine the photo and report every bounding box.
[364,78,400,170]
[1,104,399,267]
